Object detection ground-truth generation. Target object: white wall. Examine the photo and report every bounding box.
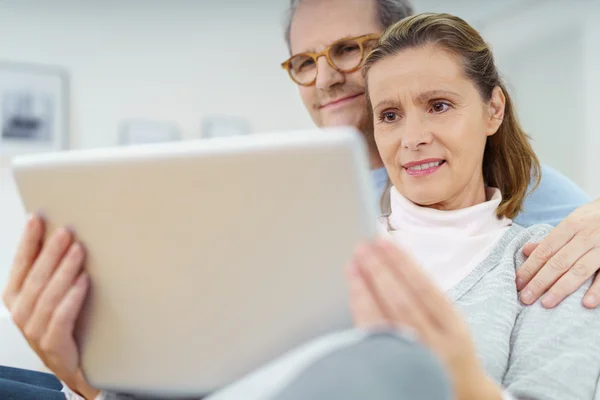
[474,0,600,198]
[583,1,600,199]
[495,26,585,187]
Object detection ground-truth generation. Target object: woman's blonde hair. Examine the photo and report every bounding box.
[363,13,541,219]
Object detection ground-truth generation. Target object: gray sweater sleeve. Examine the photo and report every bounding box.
[503,226,600,399]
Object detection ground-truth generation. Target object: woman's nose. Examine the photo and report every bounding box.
[403,117,433,150]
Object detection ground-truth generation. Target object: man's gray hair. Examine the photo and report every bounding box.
[283,0,414,52]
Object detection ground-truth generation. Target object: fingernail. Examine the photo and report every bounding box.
[70,242,84,262]
[520,289,533,304]
[541,293,557,308]
[26,213,36,226]
[516,277,525,290]
[584,295,598,308]
[56,226,72,242]
[34,209,46,219]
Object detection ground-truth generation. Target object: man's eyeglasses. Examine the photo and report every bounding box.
[281,33,380,87]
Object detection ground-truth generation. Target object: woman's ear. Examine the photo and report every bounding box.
[486,86,506,137]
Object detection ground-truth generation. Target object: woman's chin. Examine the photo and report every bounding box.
[401,188,447,208]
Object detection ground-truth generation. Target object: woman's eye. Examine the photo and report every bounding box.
[382,112,397,122]
[431,102,450,113]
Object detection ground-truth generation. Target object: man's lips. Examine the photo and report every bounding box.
[319,93,364,109]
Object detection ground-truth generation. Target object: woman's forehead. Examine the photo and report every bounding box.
[368,48,465,91]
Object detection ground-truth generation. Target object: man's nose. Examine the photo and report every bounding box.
[315,56,345,90]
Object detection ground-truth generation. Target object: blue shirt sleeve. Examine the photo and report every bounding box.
[514,164,591,227]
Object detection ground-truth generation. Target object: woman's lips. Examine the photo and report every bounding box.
[404,160,446,177]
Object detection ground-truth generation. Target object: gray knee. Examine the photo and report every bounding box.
[268,330,452,400]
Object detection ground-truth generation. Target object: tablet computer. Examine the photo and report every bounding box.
[11,127,379,397]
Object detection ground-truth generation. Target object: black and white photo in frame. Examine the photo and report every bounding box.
[201,115,251,139]
[0,62,69,157]
[118,119,181,146]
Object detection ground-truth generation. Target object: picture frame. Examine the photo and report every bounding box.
[118,119,181,146]
[201,115,251,139]
[0,61,69,158]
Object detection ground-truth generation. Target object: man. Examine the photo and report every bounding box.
[281,0,600,308]
[3,0,600,399]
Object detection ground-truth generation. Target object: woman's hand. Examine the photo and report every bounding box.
[348,238,502,400]
[1,214,99,400]
[516,198,600,308]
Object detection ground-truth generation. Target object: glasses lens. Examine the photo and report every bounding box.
[330,39,364,71]
[289,54,316,85]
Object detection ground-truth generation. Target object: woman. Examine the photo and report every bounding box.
[346,12,600,399]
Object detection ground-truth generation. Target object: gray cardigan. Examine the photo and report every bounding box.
[96,224,600,399]
[450,223,600,399]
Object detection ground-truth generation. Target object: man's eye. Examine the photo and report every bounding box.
[298,59,314,71]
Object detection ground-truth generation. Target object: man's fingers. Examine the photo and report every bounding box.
[25,242,86,343]
[2,214,45,308]
[347,261,388,329]
[538,247,600,309]
[10,228,73,329]
[522,242,539,258]
[515,224,577,291]
[519,235,592,305]
[584,267,600,309]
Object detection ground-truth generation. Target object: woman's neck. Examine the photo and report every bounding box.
[383,186,513,292]
[419,180,488,212]
[387,186,509,236]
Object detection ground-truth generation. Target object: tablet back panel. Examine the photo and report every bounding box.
[11,127,379,397]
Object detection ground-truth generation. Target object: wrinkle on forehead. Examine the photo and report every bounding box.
[367,46,470,105]
[289,0,380,54]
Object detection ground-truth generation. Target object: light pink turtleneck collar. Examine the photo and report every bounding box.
[379,186,513,292]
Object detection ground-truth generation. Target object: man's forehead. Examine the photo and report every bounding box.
[289,0,380,54]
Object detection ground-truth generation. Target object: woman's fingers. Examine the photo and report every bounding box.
[355,241,433,340]
[42,271,90,377]
[25,242,87,343]
[3,218,97,396]
[347,260,388,329]
[10,227,74,330]
[2,214,45,308]
[375,239,458,330]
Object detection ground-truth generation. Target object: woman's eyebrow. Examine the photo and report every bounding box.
[373,89,462,110]
[373,99,400,110]
[415,90,461,103]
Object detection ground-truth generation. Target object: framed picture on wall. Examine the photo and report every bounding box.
[118,119,181,146]
[201,115,251,139]
[0,61,69,158]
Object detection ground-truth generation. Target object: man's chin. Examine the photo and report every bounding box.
[321,114,364,130]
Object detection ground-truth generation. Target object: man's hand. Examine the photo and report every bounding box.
[516,198,600,308]
[1,214,99,400]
